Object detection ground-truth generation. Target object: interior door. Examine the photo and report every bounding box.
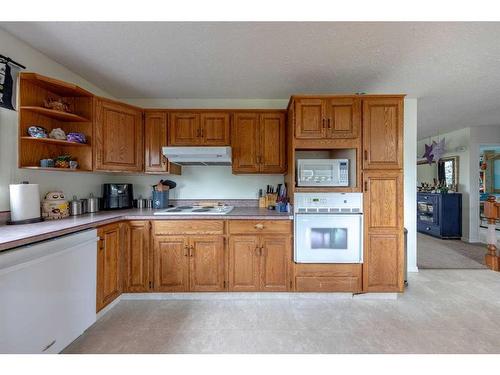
[295,214,362,263]
[259,112,286,173]
[294,98,326,139]
[153,236,189,292]
[189,236,225,291]
[228,235,260,291]
[200,112,230,145]
[169,112,201,146]
[232,113,260,173]
[260,235,290,291]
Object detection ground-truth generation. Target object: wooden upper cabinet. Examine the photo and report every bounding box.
[362,97,403,170]
[189,236,225,291]
[232,111,286,174]
[153,236,189,292]
[260,113,286,174]
[168,111,230,146]
[325,98,360,139]
[232,113,260,173]
[124,221,150,293]
[145,112,181,175]
[94,98,144,172]
[295,98,326,139]
[200,112,230,145]
[96,223,121,312]
[169,112,201,146]
[259,235,290,291]
[228,235,260,291]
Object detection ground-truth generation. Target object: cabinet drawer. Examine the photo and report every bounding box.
[294,263,362,277]
[295,276,361,292]
[228,220,292,234]
[417,222,440,237]
[153,220,224,235]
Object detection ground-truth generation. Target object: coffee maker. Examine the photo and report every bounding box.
[102,184,133,210]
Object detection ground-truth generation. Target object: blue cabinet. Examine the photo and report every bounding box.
[417,192,462,239]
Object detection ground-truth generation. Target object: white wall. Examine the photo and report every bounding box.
[404,99,418,272]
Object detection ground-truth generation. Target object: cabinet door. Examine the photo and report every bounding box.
[259,112,286,173]
[189,236,225,291]
[169,112,201,145]
[153,236,189,292]
[125,221,150,292]
[97,223,121,311]
[228,235,260,291]
[145,112,168,173]
[326,97,360,139]
[363,171,404,292]
[294,98,326,139]
[200,112,230,146]
[232,113,260,173]
[94,98,144,172]
[260,235,291,291]
[362,98,403,169]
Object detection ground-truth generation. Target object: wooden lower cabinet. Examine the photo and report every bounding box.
[153,235,225,292]
[153,236,189,292]
[228,234,291,292]
[189,236,225,291]
[124,221,150,292]
[96,223,122,312]
[294,264,362,292]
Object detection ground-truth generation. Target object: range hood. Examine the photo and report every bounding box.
[162,146,232,166]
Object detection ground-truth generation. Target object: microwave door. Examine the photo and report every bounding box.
[295,214,362,263]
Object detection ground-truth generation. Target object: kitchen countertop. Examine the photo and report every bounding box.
[0,207,293,252]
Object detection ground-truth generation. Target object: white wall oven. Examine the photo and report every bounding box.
[294,193,363,263]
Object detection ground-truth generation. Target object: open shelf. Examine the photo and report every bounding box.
[20,106,90,122]
[20,73,93,97]
[21,166,92,173]
[21,137,89,147]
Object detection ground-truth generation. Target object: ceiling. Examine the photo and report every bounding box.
[2,22,500,138]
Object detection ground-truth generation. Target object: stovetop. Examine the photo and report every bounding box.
[153,205,235,215]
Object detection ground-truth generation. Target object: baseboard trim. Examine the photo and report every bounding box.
[96,296,122,320]
[408,266,419,273]
[121,292,355,300]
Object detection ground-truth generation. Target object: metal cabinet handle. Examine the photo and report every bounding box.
[364,181,368,192]
[364,150,368,160]
[200,127,204,138]
[327,119,331,129]
[254,223,264,230]
[189,245,194,257]
[184,245,189,257]
[260,246,265,257]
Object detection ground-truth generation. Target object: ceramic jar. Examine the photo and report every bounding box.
[42,191,69,220]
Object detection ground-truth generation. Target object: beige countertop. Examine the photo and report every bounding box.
[0,207,293,252]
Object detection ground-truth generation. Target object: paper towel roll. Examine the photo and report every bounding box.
[9,183,41,222]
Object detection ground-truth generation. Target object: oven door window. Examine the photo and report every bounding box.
[310,228,348,250]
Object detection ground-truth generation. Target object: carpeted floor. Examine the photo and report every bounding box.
[417,233,487,269]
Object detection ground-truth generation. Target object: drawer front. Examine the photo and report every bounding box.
[228,220,292,234]
[153,220,224,235]
[417,222,440,237]
[294,263,362,277]
[295,276,362,292]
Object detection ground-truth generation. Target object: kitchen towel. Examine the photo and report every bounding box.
[0,58,21,110]
[9,183,41,222]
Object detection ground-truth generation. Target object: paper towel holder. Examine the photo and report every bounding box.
[7,181,44,225]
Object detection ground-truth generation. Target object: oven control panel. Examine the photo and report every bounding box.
[294,192,363,213]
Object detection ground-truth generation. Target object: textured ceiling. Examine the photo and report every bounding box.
[2,22,500,138]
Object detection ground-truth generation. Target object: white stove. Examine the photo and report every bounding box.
[153,205,234,215]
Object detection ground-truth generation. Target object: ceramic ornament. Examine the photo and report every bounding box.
[422,143,434,164]
[27,125,48,138]
[49,128,66,140]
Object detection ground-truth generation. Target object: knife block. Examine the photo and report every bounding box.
[266,193,277,208]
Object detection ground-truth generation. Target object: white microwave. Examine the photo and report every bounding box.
[297,159,349,187]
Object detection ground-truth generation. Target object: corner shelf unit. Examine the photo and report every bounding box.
[18,73,94,172]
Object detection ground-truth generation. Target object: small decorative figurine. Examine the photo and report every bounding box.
[54,155,72,168]
[66,132,86,144]
[43,97,71,113]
